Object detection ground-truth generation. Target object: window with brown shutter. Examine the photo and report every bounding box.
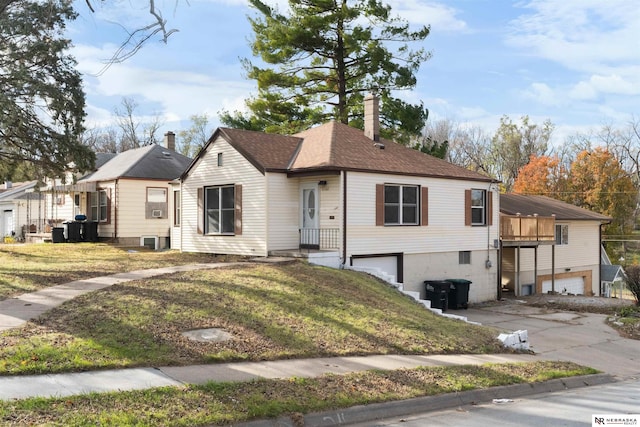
[466,188,489,226]
[203,184,238,235]
[376,183,422,226]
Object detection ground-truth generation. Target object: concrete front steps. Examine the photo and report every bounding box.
[345,266,477,324]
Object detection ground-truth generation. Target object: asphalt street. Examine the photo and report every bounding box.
[348,378,640,427]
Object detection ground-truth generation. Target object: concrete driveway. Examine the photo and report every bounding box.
[464,301,640,379]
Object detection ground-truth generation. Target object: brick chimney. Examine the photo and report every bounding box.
[163,131,176,151]
[364,93,380,141]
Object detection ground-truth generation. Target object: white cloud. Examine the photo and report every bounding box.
[73,42,255,130]
[569,81,598,101]
[569,73,640,101]
[506,0,640,73]
[387,0,467,32]
[521,82,561,106]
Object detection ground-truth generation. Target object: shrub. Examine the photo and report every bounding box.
[623,264,640,305]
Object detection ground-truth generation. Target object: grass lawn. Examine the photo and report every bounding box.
[0,361,597,426]
[0,244,600,425]
[0,243,225,300]
[1,261,506,375]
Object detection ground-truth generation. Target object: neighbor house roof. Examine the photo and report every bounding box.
[500,194,612,222]
[0,181,44,202]
[601,264,625,283]
[182,121,494,182]
[80,144,192,183]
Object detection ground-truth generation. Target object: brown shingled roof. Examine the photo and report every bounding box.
[290,121,493,181]
[183,121,495,182]
[218,127,302,172]
[500,193,612,222]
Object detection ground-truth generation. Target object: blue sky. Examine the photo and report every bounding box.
[67,0,640,145]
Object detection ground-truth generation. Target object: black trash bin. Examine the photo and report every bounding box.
[424,280,452,312]
[446,279,472,309]
[52,227,65,243]
[85,221,99,242]
[66,222,82,242]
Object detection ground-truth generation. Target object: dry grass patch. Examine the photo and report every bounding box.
[0,262,506,374]
[0,243,230,299]
[0,361,597,426]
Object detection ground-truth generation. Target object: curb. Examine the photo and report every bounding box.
[232,373,615,427]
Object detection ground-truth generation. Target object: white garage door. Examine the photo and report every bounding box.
[542,276,584,295]
[351,256,398,283]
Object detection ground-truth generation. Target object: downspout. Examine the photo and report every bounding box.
[342,170,347,267]
[180,179,184,252]
[487,182,496,297]
[114,179,118,242]
[551,244,555,293]
[599,223,603,296]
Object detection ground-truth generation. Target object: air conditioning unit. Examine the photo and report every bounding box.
[151,209,163,218]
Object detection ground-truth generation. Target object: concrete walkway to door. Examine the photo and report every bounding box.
[464,299,640,380]
[0,263,241,331]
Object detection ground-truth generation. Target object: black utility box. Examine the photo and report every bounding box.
[446,279,472,309]
[424,280,452,312]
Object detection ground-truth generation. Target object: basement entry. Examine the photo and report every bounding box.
[182,328,233,343]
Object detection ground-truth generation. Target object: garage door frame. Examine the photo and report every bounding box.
[536,270,592,295]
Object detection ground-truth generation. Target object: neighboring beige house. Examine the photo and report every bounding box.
[500,193,611,297]
[173,96,501,303]
[43,133,191,249]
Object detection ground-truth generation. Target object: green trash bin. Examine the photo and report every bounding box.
[446,279,472,309]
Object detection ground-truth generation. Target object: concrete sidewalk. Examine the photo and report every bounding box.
[0,262,238,331]
[0,353,543,400]
[0,262,621,426]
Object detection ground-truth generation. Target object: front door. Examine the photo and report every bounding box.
[2,210,14,237]
[300,184,319,249]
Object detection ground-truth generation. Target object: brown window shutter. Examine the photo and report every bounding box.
[234,184,242,235]
[488,191,493,226]
[197,187,203,234]
[105,188,112,225]
[376,184,384,226]
[464,189,471,226]
[421,187,428,226]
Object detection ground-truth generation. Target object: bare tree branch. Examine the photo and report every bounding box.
[85,0,179,75]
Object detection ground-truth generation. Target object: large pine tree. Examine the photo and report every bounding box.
[220,0,431,144]
[0,0,93,178]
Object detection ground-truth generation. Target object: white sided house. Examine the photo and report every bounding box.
[43,133,191,249]
[0,181,45,240]
[500,194,611,297]
[175,96,500,303]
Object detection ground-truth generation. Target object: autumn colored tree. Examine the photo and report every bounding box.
[567,148,636,233]
[490,115,553,191]
[512,155,567,196]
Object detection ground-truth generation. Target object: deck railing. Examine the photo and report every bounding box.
[501,215,555,243]
[299,228,340,250]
